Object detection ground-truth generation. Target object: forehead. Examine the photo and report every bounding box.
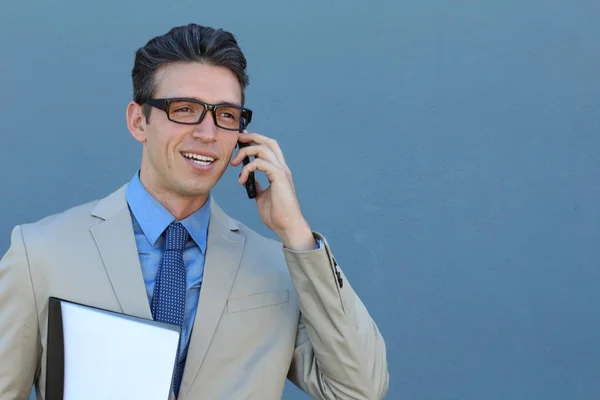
[153,62,242,105]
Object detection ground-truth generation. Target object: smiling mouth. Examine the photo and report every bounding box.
[181,152,216,166]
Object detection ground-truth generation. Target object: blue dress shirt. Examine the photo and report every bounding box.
[125,172,210,379]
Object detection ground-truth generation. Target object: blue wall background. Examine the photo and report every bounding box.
[1,1,599,399]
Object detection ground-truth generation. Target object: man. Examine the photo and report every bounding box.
[0,24,388,399]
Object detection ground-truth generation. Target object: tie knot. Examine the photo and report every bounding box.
[164,222,189,251]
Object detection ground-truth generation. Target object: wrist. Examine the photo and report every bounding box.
[277,221,316,251]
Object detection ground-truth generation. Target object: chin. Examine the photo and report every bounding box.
[178,185,210,197]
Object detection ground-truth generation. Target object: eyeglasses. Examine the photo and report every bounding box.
[144,97,253,131]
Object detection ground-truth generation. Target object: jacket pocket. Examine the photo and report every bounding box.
[227,290,289,313]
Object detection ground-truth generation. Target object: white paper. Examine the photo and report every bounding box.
[60,302,179,400]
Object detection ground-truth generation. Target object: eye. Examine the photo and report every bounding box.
[173,107,192,113]
[219,112,235,119]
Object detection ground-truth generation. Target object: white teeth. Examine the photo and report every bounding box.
[191,159,212,166]
[182,152,215,163]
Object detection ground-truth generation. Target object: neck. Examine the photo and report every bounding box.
[153,192,209,221]
[138,171,209,221]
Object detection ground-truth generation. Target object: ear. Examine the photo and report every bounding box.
[126,102,148,143]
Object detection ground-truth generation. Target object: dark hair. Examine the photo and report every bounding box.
[132,23,250,120]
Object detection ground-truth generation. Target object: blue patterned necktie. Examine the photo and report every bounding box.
[151,221,189,398]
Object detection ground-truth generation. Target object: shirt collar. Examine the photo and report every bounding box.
[125,172,210,253]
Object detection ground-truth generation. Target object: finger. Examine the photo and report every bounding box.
[231,144,280,167]
[236,130,259,148]
[239,132,287,168]
[238,157,285,185]
[253,177,267,198]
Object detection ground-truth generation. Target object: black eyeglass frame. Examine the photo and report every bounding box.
[144,97,253,131]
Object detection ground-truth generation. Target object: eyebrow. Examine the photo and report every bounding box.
[171,96,241,106]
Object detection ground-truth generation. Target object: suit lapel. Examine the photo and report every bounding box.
[179,200,245,399]
[89,185,153,319]
[89,188,244,397]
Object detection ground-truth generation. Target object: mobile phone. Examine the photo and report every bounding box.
[238,123,257,199]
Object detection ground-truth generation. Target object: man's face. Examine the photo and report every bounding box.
[132,62,242,201]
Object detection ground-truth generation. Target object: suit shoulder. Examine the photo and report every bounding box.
[232,219,282,250]
[17,198,102,242]
[226,218,289,268]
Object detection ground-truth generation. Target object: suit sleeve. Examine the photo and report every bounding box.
[0,226,42,400]
[284,232,389,400]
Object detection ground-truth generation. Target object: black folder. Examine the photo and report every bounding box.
[46,297,180,400]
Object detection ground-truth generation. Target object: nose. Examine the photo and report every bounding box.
[191,109,218,143]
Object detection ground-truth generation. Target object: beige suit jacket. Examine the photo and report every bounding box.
[0,184,388,399]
